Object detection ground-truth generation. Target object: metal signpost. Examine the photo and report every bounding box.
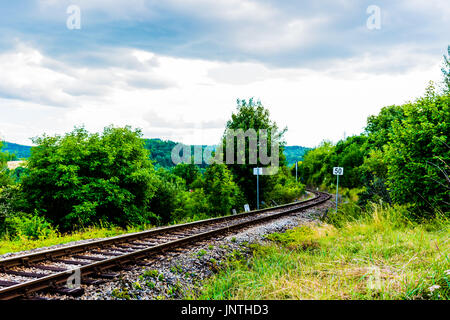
[295,162,298,182]
[333,167,344,212]
[253,167,263,209]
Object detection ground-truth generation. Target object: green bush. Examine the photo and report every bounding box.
[298,88,449,220]
[148,168,186,224]
[4,211,55,240]
[21,126,158,230]
[203,163,244,216]
[266,167,305,204]
[385,92,449,217]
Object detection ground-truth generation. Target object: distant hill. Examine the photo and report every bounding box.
[284,146,312,167]
[2,140,311,168]
[144,138,178,168]
[1,142,32,160]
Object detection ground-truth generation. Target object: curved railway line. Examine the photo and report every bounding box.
[0,190,331,300]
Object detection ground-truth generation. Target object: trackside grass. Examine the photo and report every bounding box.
[194,202,449,300]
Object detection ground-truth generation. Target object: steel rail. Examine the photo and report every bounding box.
[0,191,330,300]
[0,191,320,270]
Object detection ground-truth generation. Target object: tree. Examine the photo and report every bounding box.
[298,141,334,187]
[385,92,449,217]
[298,136,369,189]
[266,166,305,204]
[0,141,12,187]
[365,105,406,149]
[21,126,158,230]
[148,168,186,224]
[442,45,450,93]
[221,98,289,207]
[171,163,201,189]
[203,163,244,216]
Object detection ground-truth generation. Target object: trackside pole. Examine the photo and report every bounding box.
[333,167,343,213]
[257,169,260,210]
[336,174,339,213]
[254,167,261,210]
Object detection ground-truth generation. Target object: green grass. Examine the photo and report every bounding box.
[194,202,449,300]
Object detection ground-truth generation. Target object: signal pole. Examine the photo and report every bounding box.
[335,174,339,213]
[257,169,259,209]
[333,167,343,213]
[254,167,262,209]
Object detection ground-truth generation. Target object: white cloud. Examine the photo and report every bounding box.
[0,41,443,148]
[0,43,176,108]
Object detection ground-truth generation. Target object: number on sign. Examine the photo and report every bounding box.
[333,167,344,175]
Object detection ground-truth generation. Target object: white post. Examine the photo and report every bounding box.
[257,169,260,210]
[336,174,339,213]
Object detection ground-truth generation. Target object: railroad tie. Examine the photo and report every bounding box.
[90,272,119,279]
[90,251,122,256]
[46,286,85,297]
[81,278,104,285]
[4,270,48,278]
[54,259,91,266]
[0,280,20,287]
[72,255,107,261]
[32,265,68,272]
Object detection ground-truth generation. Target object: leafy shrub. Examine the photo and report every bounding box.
[203,164,244,216]
[148,168,186,224]
[384,92,449,217]
[0,185,28,233]
[299,87,449,220]
[21,126,158,230]
[4,211,55,240]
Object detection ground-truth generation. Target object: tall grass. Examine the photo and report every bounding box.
[194,202,449,300]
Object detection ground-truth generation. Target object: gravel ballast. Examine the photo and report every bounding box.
[30,199,333,300]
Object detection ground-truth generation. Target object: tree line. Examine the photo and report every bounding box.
[0,99,304,238]
[296,46,450,219]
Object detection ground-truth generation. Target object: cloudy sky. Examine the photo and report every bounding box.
[0,0,448,147]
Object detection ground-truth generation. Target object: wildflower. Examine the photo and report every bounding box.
[429,285,440,293]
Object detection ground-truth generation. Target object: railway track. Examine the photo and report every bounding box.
[0,190,331,300]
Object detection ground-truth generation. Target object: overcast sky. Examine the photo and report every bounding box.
[0,0,448,147]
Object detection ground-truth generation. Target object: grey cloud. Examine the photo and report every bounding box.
[144,110,225,129]
[125,74,176,90]
[62,82,110,97]
[0,83,74,108]
[2,0,448,74]
[60,49,160,71]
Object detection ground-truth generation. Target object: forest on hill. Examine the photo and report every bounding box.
[1,138,309,168]
[0,142,31,160]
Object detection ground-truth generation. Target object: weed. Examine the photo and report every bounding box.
[111,288,131,300]
[197,249,207,258]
